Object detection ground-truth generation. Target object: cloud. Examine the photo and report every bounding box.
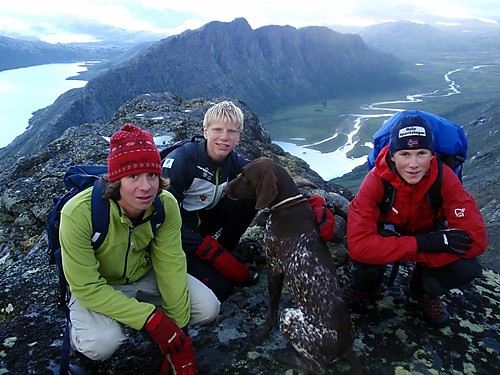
[135,0,500,28]
[0,0,498,43]
[0,16,35,36]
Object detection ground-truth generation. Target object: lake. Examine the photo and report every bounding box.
[0,63,88,148]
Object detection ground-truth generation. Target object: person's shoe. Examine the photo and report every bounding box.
[340,283,380,306]
[414,294,450,327]
[409,284,450,327]
[408,267,450,328]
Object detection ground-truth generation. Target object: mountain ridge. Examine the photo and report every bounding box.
[0,17,414,158]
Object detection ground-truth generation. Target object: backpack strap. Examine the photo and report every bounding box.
[160,135,204,161]
[380,160,444,288]
[54,318,72,375]
[380,179,396,215]
[90,182,110,250]
[150,197,165,233]
[378,181,399,286]
[427,158,443,211]
[52,246,71,375]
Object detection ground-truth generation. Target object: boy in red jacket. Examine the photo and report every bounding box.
[344,114,488,327]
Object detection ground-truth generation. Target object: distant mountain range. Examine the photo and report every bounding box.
[1,18,498,159]
[359,19,500,55]
[2,18,498,73]
[0,18,414,157]
[0,36,132,72]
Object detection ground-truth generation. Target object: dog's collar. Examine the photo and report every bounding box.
[270,194,306,211]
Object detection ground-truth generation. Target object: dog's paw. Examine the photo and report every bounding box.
[274,347,326,375]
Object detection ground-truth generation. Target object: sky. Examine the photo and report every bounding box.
[0,0,498,43]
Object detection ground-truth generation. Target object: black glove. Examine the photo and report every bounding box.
[416,229,472,255]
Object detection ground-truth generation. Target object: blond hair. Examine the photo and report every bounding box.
[203,101,244,132]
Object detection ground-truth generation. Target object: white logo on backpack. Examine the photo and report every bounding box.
[454,208,465,217]
[162,158,174,168]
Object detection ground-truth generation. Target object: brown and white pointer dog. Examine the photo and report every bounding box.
[224,157,362,375]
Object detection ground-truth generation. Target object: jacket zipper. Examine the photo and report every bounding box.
[206,167,221,209]
[122,227,133,283]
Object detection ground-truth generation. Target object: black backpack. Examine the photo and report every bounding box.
[46,165,165,375]
[159,135,204,161]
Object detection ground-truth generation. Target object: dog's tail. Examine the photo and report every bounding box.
[344,345,363,375]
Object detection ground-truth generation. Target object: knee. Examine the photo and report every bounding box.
[461,258,483,281]
[443,257,483,284]
[350,261,385,291]
[71,323,126,361]
[190,293,221,326]
[422,258,483,295]
[202,297,221,325]
[209,281,235,303]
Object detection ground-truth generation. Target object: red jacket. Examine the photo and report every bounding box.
[347,145,488,268]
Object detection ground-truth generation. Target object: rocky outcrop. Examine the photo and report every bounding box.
[0,93,498,374]
[0,92,345,263]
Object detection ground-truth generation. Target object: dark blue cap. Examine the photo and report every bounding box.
[389,114,435,155]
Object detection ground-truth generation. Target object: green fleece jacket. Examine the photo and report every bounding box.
[60,187,190,330]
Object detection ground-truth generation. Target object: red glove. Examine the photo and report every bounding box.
[307,195,336,242]
[145,310,195,374]
[169,336,197,375]
[196,235,258,286]
[145,310,186,353]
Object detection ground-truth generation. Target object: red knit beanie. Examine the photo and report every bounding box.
[107,124,161,182]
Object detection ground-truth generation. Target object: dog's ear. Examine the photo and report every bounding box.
[255,169,278,209]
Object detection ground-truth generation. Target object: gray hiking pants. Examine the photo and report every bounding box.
[68,271,220,361]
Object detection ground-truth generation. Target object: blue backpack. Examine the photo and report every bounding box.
[46,165,165,375]
[367,110,468,214]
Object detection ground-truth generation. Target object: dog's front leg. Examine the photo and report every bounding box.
[250,265,283,344]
